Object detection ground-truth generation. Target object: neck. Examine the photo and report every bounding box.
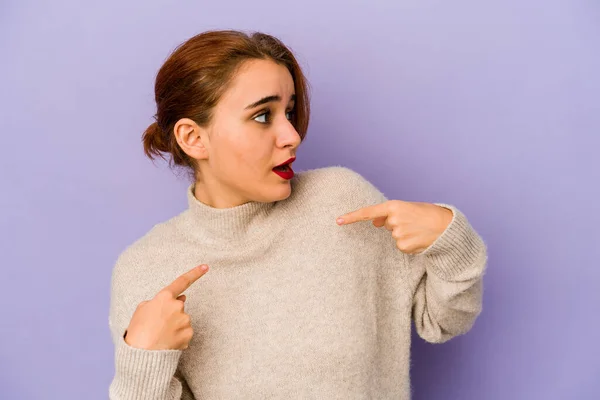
[193,174,248,209]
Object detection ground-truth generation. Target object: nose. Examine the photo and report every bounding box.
[276,119,302,149]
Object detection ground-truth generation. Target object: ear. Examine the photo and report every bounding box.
[173,118,209,160]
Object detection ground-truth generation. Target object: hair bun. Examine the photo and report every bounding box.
[142,121,169,159]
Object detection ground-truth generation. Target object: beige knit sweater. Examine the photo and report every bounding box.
[108,166,487,399]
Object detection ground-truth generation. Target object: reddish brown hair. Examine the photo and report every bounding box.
[142,30,311,175]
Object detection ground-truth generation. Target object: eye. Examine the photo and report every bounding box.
[253,111,270,124]
[285,110,294,120]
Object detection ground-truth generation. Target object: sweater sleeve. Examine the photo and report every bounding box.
[108,322,187,400]
[407,203,487,343]
[108,252,195,400]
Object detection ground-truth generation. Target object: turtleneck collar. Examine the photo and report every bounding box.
[181,183,278,244]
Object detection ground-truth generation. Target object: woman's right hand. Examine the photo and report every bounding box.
[123,265,209,350]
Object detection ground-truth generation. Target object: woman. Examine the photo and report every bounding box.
[108,30,487,399]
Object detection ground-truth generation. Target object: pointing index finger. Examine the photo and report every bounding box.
[161,265,208,297]
[337,202,390,225]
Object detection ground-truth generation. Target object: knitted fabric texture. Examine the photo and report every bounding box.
[108,167,487,399]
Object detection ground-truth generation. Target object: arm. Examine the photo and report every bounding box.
[108,319,186,399]
[407,204,487,343]
[108,254,196,400]
[330,168,487,343]
[330,167,487,343]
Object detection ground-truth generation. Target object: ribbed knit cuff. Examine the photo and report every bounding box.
[109,334,183,400]
[420,203,486,280]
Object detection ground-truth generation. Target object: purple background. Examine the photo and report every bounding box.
[1,0,599,399]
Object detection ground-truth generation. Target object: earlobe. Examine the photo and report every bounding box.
[174,118,209,160]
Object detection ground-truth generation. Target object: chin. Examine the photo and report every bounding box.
[256,181,292,203]
[271,182,293,202]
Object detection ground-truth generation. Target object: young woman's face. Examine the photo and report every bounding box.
[201,59,301,205]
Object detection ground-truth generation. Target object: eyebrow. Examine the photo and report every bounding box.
[244,94,296,110]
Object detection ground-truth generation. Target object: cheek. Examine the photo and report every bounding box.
[242,147,273,176]
[218,135,272,177]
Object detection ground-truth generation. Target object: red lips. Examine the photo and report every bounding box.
[274,157,296,168]
[272,157,295,180]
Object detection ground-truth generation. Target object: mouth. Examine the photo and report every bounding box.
[272,157,296,180]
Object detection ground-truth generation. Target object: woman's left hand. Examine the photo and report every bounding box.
[336,200,453,254]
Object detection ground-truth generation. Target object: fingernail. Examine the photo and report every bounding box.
[199,265,208,271]
[336,218,344,225]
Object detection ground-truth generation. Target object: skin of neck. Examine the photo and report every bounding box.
[193,167,251,209]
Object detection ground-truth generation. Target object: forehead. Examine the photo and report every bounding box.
[220,59,295,107]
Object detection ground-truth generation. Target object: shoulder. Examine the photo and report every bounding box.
[110,214,185,301]
[109,215,188,332]
[291,166,388,210]
[288,167,401,269]
[294,165,366,184]
[113,215,182,270]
